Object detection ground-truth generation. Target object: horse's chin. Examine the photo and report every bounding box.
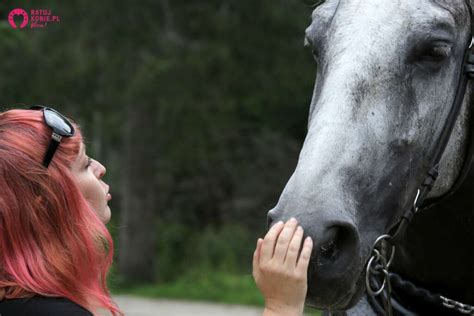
[305,269,366,311]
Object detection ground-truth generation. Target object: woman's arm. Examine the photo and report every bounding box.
[253,218,313,316]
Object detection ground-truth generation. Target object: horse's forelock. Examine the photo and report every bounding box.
[430,0,471,22]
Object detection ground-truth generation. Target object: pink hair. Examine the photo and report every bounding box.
[0,109,123,315]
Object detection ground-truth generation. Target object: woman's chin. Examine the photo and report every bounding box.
[101,205,111,224]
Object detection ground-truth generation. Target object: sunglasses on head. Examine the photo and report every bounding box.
[30,106,75,168]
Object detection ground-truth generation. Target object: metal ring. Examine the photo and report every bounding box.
[368,249,384,275]
[372,248,381,261]
[372,235,396,268]
[413,189,421,213]
[373,234,392,248]
[365,255,386,296]
[386,245,396,268]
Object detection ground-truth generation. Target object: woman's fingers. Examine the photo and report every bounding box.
[284,225,304,268]
[253,221,312,316]
[273,218,299,263]
[296,236,313,275]
[253,238,263,273]
[260,221,284,262]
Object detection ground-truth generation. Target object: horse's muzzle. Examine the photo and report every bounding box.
[267,208,362,309]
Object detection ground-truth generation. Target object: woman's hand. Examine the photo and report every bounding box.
[253,218,313,316]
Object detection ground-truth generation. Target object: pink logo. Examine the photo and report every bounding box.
[8,8,29,29]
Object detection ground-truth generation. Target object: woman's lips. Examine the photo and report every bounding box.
[106,193,112,202]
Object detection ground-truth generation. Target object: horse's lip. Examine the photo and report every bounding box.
[306,282,356,310]
[306,250,367,310]
[329,290,354,310]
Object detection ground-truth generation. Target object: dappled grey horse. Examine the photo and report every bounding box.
[268,0,474,315]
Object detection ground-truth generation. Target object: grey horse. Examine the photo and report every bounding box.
[267,0,474,314]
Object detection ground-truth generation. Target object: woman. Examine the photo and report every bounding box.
[0,106,313,316]
[0,107,122,315]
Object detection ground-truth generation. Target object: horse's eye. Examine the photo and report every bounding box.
[412,42,452,66]
[422,45,451,61]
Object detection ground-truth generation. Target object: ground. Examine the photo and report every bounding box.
[111,295,262,316]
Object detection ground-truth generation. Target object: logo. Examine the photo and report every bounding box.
[8,8,29,29]
[7,8,61,29]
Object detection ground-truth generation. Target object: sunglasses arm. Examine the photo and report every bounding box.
[43,133,62,168]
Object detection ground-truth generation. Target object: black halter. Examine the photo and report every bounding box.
[365,1,474,315]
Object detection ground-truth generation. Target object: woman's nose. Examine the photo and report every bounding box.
[93,159,106,178]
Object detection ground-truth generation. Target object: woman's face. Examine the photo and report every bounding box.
[71,143,112,224]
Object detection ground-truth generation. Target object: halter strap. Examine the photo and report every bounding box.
[363,4,474,315]
[389,8,474,243]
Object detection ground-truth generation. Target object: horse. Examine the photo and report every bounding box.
[267,0,474,315]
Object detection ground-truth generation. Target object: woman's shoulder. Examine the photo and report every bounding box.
[0,295,93,316]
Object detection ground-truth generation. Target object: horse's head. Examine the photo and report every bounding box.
[268,0,472,310]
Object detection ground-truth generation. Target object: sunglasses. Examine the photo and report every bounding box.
[30,106,75,168]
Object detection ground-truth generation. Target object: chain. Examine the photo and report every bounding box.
[440,296,474,315]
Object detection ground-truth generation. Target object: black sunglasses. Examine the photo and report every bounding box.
[30,106,75,168]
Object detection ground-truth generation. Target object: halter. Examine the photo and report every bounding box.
[365,1,474,315]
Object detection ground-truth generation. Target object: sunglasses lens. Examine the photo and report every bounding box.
[44,109,73,135]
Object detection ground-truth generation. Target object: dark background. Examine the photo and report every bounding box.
[0,0,316,299]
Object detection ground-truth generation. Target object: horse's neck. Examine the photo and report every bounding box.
[393,85,474,303]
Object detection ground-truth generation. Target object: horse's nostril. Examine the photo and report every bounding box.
[318,227,341,266]
[315,224,358,271]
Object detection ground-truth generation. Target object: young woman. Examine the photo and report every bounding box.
[0,107,122,315]
[0,106,313,316]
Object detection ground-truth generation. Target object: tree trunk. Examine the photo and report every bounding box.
[118,104,158,282]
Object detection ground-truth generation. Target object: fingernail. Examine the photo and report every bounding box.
[306,236,313,243]
[297,226,303,232]
[289,217,297,223]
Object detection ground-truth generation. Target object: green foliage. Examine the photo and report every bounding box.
[0,0,317,291]
[154,223,255,282]
[113,271,262,306]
